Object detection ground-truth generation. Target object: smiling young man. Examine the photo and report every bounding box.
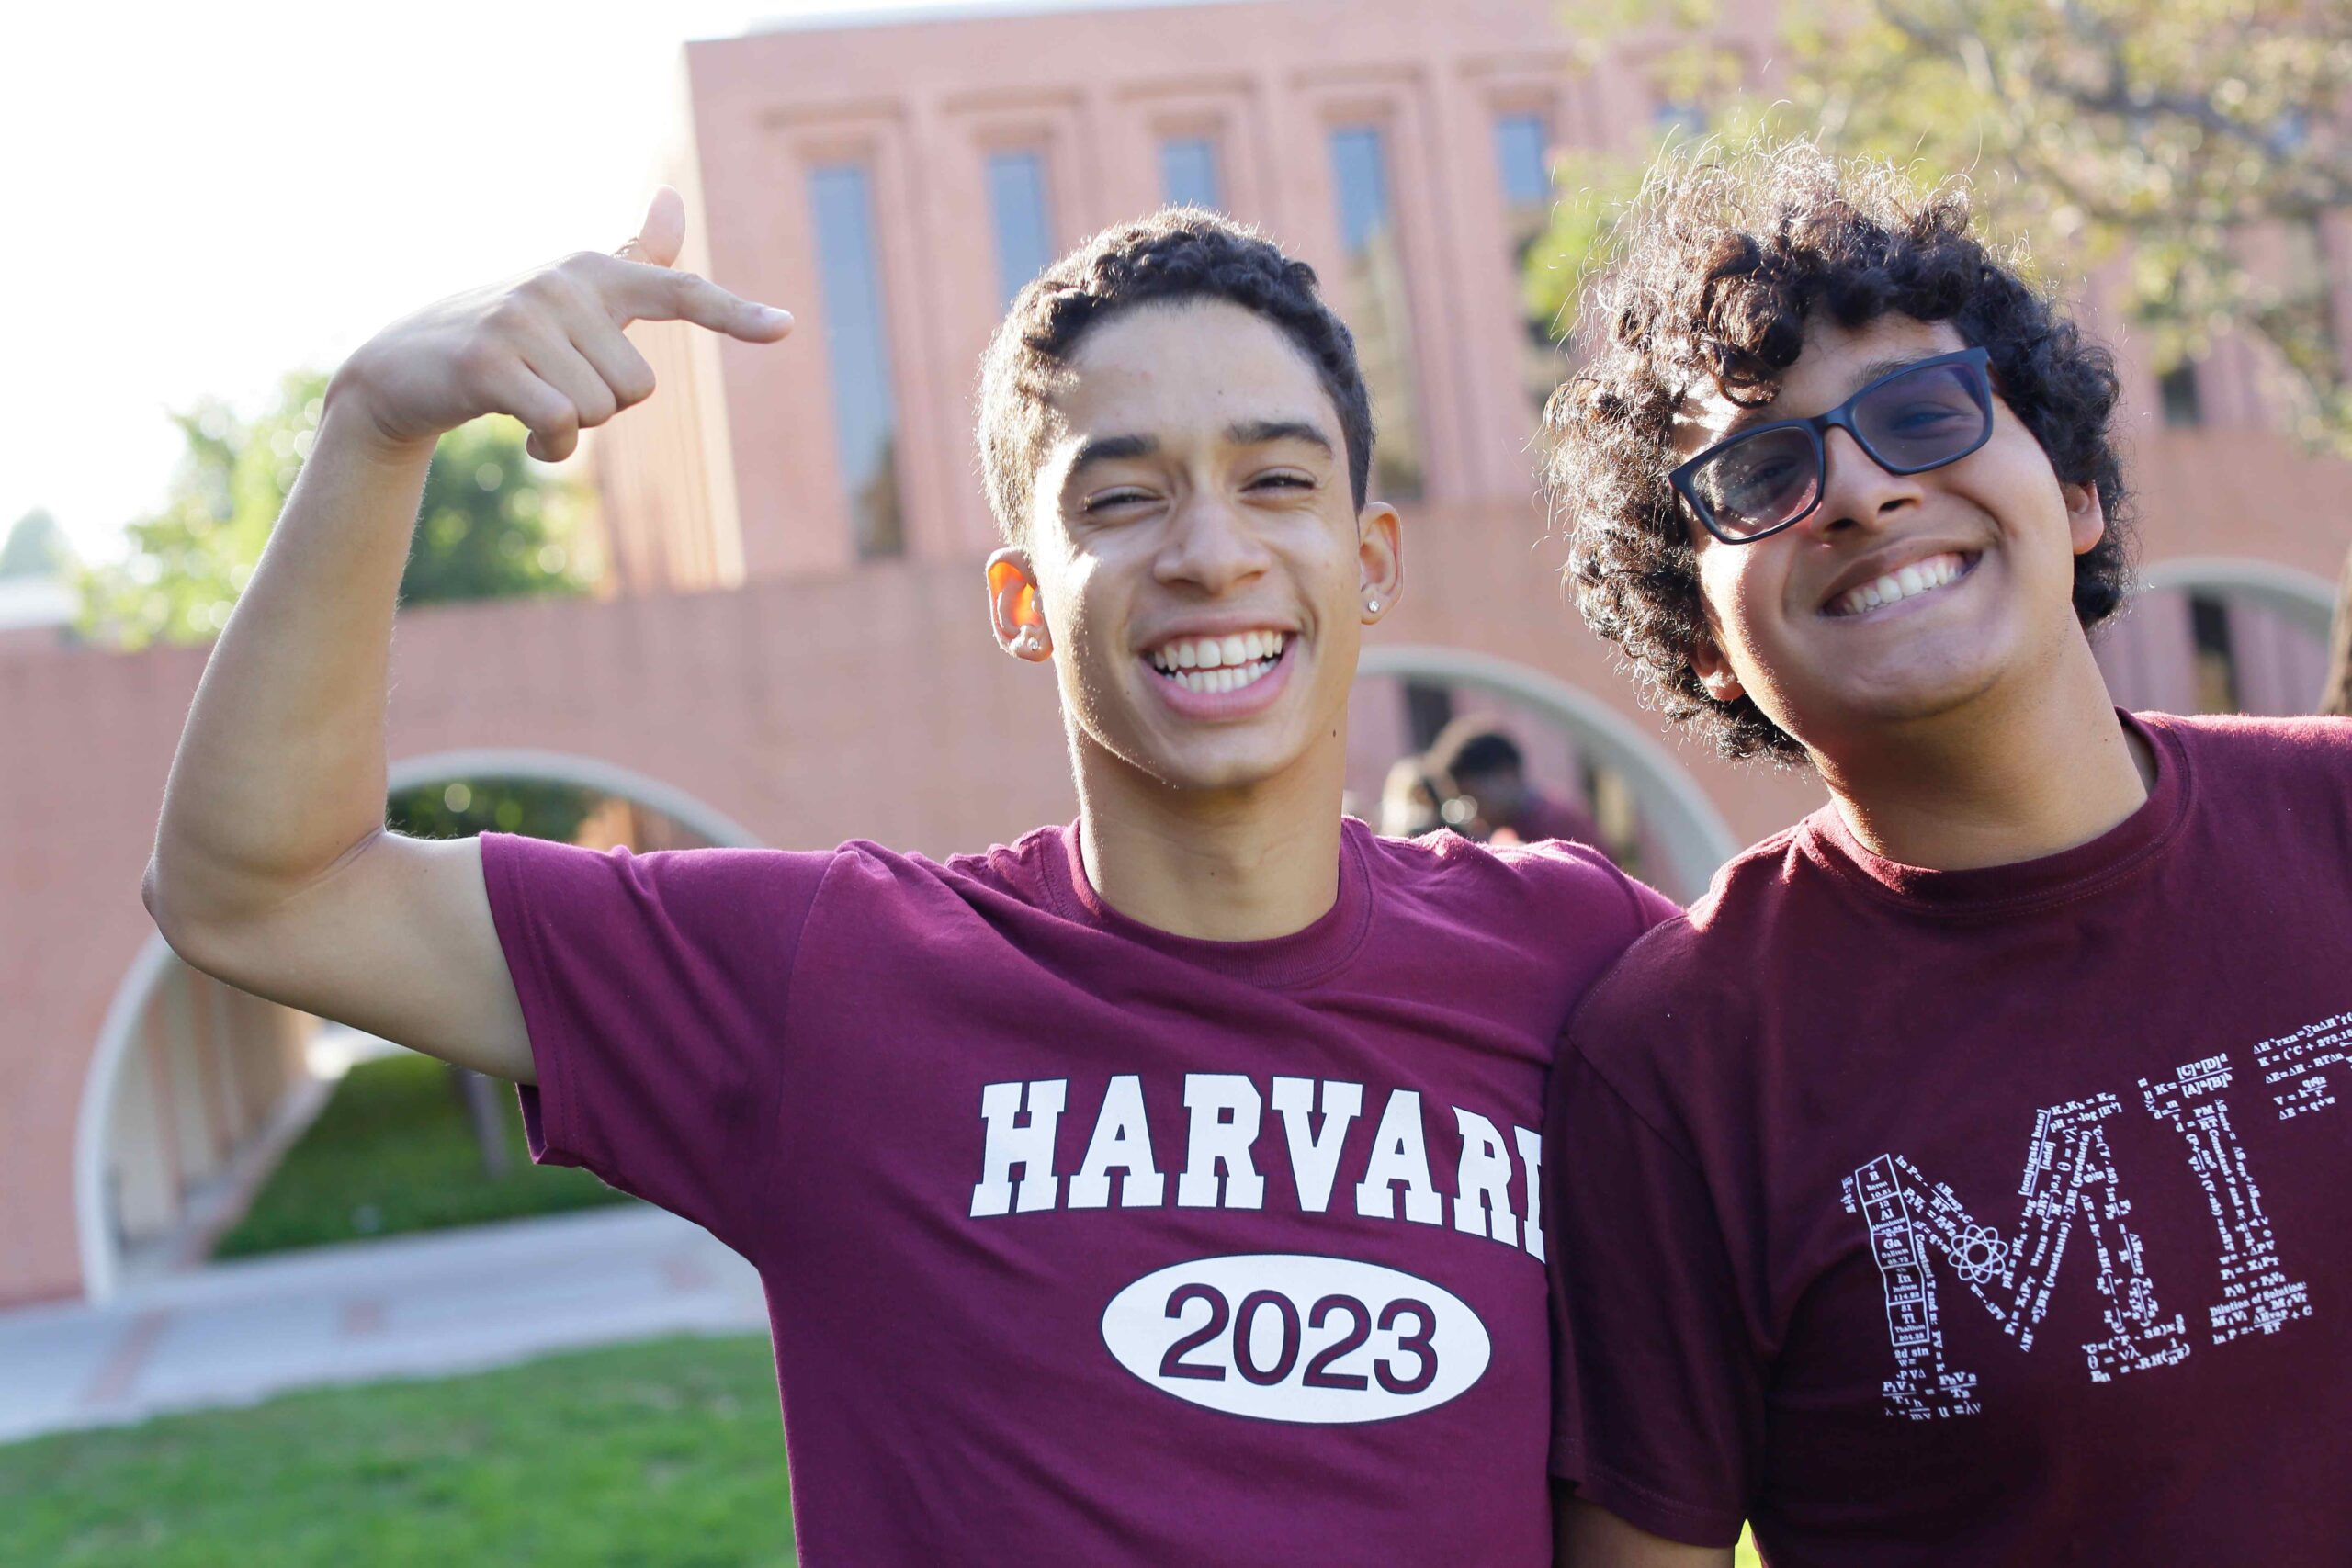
[1537,143,2352,1566]
[144,197,1671,1562]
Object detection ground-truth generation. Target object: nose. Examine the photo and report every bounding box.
[1153,491,1274,595]
[1805,425,1923,539]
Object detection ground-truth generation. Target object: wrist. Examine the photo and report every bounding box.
[322,361,439,468]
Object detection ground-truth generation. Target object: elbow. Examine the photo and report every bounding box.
[141,847,244,978]
[142,852,208,966]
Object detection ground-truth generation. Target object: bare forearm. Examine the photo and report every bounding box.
[150,390,435,921]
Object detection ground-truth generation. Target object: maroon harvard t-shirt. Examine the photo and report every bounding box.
[1548,713,2352,1565]
[481,817,1671,1563]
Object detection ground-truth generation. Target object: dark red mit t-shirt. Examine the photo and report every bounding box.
[481,817,1671,1564]
[1547,712,2352,1565]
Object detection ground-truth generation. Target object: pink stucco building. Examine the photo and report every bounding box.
[4,0,2346,1311]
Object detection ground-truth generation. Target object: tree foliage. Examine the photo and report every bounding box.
[76,373,592,649]
[1529,0,2352,451]
[383,775,600,845]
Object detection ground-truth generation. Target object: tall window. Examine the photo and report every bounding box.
[1492,111,1557,419]
[1159,136,1222,209]
[988,150,1056,307]
[2159,360,2204,428]
[808,164,903,558]
[1492,113,1549,209]
[1329,124,1424,500]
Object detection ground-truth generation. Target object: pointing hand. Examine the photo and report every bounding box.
[334,187,793,462]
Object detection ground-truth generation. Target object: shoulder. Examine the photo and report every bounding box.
[2139,708,2352,768]
[1362,823,1678,944]
[2138,710,2352,820]
[1566,824,1812,1086]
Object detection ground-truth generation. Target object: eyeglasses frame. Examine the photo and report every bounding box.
[1668,346,1997,545]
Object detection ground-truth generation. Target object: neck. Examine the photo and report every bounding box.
[1811,641,2153,872]
[1069,734,1347,942]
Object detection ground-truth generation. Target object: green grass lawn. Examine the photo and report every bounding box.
[0,1335,793,1567]
[212,1051,631,1258]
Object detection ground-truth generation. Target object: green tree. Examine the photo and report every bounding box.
[0,509,74,579]
[1528,0,2352,451]
[77,372,591,649]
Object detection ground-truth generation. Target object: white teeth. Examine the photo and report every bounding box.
[1148,631,1289,674]
[1831,553,1968,617]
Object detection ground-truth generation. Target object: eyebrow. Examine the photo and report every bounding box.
[1720,353,1944,436]
[1069,419,1335,474]
[1069,434,1158,471]
[1226,418,1335,455]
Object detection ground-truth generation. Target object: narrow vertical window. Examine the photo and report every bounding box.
[1159,136,1222,209]
[2159,361,2203,428]
[988,150,1056,307]
[808,164,903,558]
[1329,124,1424,500]
[2188,592,2242,714]
[1492,113,1549,209]
[1492,111,1556,419]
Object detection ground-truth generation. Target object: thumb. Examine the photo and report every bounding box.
[616,186,687,268]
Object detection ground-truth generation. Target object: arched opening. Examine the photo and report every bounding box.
[74,751,759,1304]
[1351,645,1738,901]
[2097,558,2339,718]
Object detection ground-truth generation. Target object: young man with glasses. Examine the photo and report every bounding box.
[143,193,1673,1562]
[1538,142,2352,1565]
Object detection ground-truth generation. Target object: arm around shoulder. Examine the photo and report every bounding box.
[1556,1495,1736,1568]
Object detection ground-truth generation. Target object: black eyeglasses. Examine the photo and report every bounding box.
[1669,347,1996,544]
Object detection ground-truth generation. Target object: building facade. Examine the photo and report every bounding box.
[4,0,2346,1309]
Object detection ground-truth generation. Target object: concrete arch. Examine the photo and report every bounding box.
[1360,643,1739,898]
[74,750,762,1304]
[2138,556,2339,645]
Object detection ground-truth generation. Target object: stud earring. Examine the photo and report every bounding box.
[1366,598,1381,614]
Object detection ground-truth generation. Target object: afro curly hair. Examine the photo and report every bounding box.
[1543,139,2135,764]
[976,207,1373,545]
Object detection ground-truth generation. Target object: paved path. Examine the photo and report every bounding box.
[0,1206,765,1445]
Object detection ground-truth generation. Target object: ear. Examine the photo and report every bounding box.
[1356,502,1403,624]
[1688,632,1746,705]
[986,549,1054,662]
[2064,479,2105,556]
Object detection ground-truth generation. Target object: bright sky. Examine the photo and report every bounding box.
[0,0,1098,565]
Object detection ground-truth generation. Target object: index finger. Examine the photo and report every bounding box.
[597,255,794,343]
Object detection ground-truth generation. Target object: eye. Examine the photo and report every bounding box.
[1249,470,1315,492]
[1083,488,1155,514]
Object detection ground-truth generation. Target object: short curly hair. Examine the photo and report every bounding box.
[977,207,1372,543]
[1543,140,2135,764]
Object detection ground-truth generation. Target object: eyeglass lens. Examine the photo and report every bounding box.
[1695,360,1988,536]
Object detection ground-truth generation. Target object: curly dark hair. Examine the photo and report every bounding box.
[977,207,1373,543]
[1543,140,2136,764]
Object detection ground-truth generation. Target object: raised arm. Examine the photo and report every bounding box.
[143,190,792,1081]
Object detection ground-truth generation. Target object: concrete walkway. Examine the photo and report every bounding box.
[0,1205,766,1446]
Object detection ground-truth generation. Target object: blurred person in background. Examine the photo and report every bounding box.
[1376,752,1449,836]
[1426,716,1607,852]
[142,194,1674,1562]
[1539,139,2352,1568]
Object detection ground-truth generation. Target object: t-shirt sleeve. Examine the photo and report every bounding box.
[478,831,836,1255]
[1547,1042,1761,1549]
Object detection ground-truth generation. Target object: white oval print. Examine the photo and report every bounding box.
[1102,1252,1491,1424]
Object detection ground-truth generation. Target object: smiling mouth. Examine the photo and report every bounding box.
[1146,630,1290,694]
[1823,551,1979,618]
